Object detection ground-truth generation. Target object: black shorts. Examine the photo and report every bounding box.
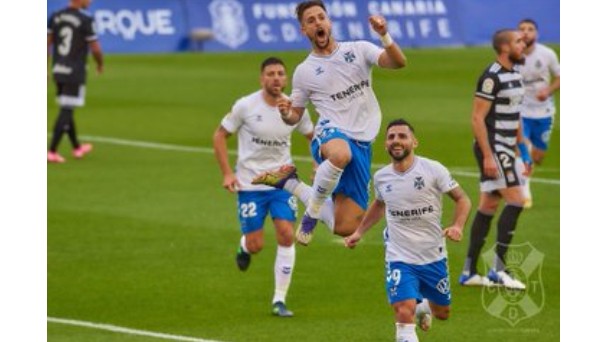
[56,82,85,107]
[474,142,523,193]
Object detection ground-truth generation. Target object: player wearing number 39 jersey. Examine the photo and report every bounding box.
[47,0,103,163]
[344,119,471,342]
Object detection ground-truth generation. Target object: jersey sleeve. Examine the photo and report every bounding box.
[373,173,384,202]
[290,66,309,109]
[434,162,459,193]
[358,41,383,67]
[220,100,245,133]
[83,15,98,42]
[475,72,499,101]
[548,49,560,77]
[296,109,315,135]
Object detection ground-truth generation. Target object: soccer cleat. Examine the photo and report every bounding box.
[251,164,298,189]
[272,301,294,317]
[235,246,251,271]
[47,151,66,163]
[487,269,526,290]
[417,312,432,332]
[73,143,93,159]
[459,273,492,287]
[295,213,318,246]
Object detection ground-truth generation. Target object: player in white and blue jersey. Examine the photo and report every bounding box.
[212,57,314,317]
[344,119,471,342]
[252,0,406,246]
[518,18,560,207]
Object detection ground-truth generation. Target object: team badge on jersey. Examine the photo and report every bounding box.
[482,78,494,94]
[385,184,392,193]
[343,51,356,63]
[414,176,425,190]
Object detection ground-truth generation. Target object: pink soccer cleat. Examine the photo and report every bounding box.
[47,151,66,163]
[73,143,93,159]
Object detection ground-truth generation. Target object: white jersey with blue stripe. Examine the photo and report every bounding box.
[374,156,459,265]
[291,41,384,142]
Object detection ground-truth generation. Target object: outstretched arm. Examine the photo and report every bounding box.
[369,15,406,69]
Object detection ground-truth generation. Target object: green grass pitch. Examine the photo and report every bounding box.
[48,46,559,341]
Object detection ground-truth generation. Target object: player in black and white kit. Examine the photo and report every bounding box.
[460,29,531,290]
[47,0,103,163]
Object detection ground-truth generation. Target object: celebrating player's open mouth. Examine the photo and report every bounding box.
[315,27,329,48]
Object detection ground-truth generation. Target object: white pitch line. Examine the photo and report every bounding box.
[79,135,559,186]
[47,317,227,342]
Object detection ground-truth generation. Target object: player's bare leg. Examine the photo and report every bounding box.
[393,299,419,341]
[428,301,450,321]
[236,229,265,271]
[333,194,365,237]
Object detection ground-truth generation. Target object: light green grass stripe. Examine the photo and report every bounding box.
[79,134,560,186]
[48,317,227,342]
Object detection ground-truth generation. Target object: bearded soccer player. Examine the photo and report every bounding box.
[345,119,471,342]
[518,18,560,208]
[459,29,532,290]
[213,57,314,317]
[253,0,406,246]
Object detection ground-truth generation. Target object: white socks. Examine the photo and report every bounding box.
[396,323,418,342]
[284,178,335,232]
[308,160,343,218]
[272,244,295,304]
[240,235,249,253]
[415,299,431,317]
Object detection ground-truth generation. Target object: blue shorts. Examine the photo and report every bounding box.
[237,190,297,234]
[522,117,554,151]
[311,128,372,210]
[385,259,451,306]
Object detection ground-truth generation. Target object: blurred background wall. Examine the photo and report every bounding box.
[47,0,560,53]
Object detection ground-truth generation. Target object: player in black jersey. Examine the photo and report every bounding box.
[459,29,532,290]
[47,0,103,163]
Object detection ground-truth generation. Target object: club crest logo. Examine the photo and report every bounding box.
[343,51,356,63]
[209,0,248,49]
[414,176,425,190]
[481,242,545,326]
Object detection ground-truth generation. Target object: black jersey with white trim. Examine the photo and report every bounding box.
[474,62,525,156]
[48,7,97,84]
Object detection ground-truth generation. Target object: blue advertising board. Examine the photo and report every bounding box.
[47,0,559,53]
